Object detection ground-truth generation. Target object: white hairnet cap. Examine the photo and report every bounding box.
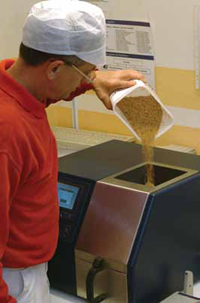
[22,0,106,65]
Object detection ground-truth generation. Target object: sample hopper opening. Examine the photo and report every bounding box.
[115,164,186,186]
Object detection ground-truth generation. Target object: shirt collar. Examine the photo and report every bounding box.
[0,59,46,118]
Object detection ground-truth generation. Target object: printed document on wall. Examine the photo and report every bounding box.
[104,20,155,89]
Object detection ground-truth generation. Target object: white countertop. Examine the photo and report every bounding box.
[51,289,86,303]
[57,147,77,158]
[51,284,200,303]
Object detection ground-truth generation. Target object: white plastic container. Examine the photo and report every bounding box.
[110,80,174,142]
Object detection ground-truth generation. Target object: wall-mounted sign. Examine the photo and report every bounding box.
[104,20,155,89]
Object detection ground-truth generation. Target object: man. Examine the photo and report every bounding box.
[0,1,144,302]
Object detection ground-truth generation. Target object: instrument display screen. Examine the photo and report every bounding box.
[57,182,79,210]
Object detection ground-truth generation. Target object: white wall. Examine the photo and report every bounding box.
[0,0,38,60]
[107,0,200,70]
[1,0,199,68]
[2,0,200,121]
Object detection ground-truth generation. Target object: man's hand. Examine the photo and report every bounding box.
[93,69,146,110]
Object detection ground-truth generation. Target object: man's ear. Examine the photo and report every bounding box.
[45,60,64,80]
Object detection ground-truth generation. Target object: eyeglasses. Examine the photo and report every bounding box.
[49,59,96,83]
[71,64,95,84]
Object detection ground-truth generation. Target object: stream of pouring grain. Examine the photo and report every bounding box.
[118,96,163,186]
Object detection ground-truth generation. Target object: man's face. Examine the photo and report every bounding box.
[46,61,96,100]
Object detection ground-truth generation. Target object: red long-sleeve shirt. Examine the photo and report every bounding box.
[0,59,93,303]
